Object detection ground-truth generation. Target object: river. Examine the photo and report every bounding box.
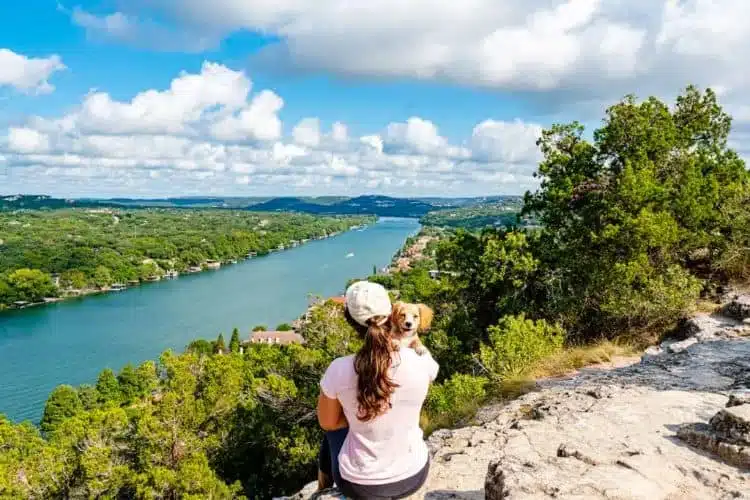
[0,217,420,423]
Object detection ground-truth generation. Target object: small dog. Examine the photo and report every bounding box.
[390,301,433,355]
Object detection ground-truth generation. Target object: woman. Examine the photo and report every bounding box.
[317,281,439,499]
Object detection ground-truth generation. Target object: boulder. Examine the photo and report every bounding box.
[727,391,750,408]
[709,404,750,445]
[723,294,750,321]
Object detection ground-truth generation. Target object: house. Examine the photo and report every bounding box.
[245,330,305,347]
[205,260,221,270]
[328,296,346,306]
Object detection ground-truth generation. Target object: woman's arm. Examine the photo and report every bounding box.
[317,393,348,431]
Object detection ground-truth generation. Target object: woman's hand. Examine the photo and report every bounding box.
[317,393,348,431]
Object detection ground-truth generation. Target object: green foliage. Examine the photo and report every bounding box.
[252,325,268,332]
[480,315,565,379]
[0,268,57,305]
[420,199,524,230]
[0,208,373,308]
[95,368,121,405]
[186,339,215,356]
[215,333,227,354]
[40,385,83,435]
[521,86,749,334]
[276,323,293,331]
[423,374,487,432]
[229,328,241,353]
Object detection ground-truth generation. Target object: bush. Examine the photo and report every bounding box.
[479,314,565,379]
[422,374,487,434]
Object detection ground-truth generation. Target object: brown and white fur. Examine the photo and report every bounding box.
[390,302,433,355]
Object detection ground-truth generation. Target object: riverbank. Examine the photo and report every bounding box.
[0,221,372,314]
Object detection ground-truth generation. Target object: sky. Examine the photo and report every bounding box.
[1,0,749,198]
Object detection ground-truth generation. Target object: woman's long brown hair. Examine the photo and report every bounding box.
[345,310,398,421]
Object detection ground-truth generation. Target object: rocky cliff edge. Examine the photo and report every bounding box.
[278,293,750,500]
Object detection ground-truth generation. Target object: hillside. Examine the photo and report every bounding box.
[1,194,521,220]
[250,195,438,217]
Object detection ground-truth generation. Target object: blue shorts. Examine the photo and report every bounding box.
[318,428,429,500]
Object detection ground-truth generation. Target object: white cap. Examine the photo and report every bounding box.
[345,281,391,327]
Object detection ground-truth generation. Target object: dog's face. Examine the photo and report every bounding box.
[391,302,433,337]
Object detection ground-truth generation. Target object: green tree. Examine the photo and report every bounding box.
[275,323,293,332]
[40,385,83,434]
[215,333,227,354]
[522,86,748,335]
[95,368,121,404]
[60,269,87,290]
[252,325,267,332]
[5,268,57,302]
[229,328,241,353]
[92,265,113,288]
[187,339,215,356]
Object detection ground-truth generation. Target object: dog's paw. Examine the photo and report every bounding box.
[414,344,429,356]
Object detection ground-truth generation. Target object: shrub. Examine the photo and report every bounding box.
[479,314,565,379]
[422,374,487,434]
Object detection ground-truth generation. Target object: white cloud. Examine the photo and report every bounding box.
[71,8,217,52]
[7,128,50,154]
[57,0,750,122]
[0,48,65,94]
[1,62,547,197]
[292,118,321,148]
[471,120,543,164]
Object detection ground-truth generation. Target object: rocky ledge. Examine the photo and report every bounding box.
[279,294,750,499]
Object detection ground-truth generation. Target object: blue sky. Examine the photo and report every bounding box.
[1,0,748,197]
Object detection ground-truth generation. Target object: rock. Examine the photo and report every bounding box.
[709,405,750,445]
[727,392,750,408]
[677,423,750,470]
[666,337,698,353]
[641,345,664,360]
[723,294,750,321]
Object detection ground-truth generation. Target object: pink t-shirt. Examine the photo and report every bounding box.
[320,347,439,485]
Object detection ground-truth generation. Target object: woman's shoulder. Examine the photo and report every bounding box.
[327,354,356,373]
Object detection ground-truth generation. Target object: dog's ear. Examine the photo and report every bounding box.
[390,302,404,323]
[418,304,433,331]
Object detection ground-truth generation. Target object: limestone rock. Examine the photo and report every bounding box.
[666,337,697,353]
[677,423,750,470]
[709,404,750,445]
[727,391,750,408]
[723,294,750,321]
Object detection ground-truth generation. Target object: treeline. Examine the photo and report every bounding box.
[419,200,526,230]
[0,209,373,309]
[1,86,749,498]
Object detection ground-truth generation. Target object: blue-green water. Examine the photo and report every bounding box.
[0,217,420,423]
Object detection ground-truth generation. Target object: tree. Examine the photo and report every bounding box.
[5,268,57,302]
[229,328,241,353]
[215,333,227,354]
[521,86,748,335]
[276,323,293,332]
[92,265,113,288]
[60,269,87,290]
[40,385,83,434]
[187,339,215,356]
[252,325,267,332]
[95,368,121,404]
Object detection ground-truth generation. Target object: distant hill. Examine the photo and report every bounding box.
[1,193,525,221]
[251,195,436,217]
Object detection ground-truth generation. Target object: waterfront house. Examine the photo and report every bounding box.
[205,260,221,270]
[165,270,179,279]
[245,330,305,347]
[110,283,127,291]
